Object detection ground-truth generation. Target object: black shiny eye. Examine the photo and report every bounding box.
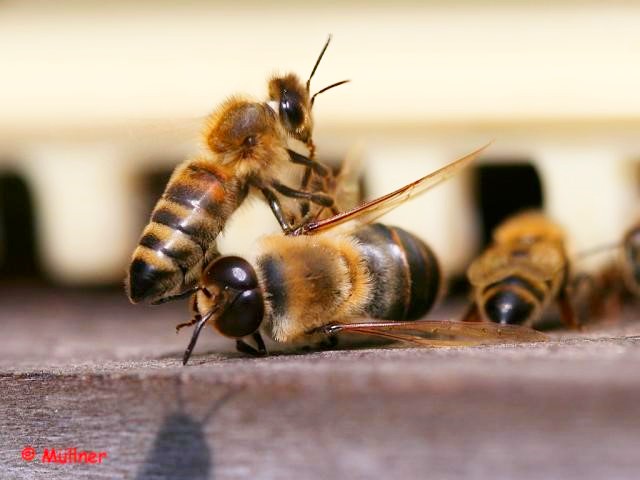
[214,288,264,338]
[203,256,258,291]
[279,89,304,131]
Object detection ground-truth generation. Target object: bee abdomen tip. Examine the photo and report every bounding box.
[128,258,176,304]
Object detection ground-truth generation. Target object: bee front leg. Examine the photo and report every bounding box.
[298,166,313,217]
[287,149,331,217]
[260,187,295,234]
[271,180,334,208]
[176,315,201,333]
[253,332,267,354]
[287,149,330,177]
[235,335,268,357]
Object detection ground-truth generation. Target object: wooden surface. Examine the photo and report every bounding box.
[2,287,640,479]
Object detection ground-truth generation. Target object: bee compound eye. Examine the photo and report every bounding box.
[203,256,258,291]
[279,90,305,131]
[214,289,264,338]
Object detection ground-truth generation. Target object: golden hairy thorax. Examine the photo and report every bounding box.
[493,211,566,246]
[255,233,372,343]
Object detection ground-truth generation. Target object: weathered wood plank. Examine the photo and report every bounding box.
[2,289,640,479]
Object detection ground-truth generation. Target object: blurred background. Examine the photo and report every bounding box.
[1,0,640,289]
[4,5,640,477]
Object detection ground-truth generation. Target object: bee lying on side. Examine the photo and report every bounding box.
[175,145,548,365]
[127,36,349,305]
[464,211,580,329]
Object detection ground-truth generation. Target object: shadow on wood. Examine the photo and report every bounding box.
[135,381,240,480]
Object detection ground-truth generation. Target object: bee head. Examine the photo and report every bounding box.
[200,256,264,338]
[268,74,312,144]
[181,256,265,364]
[268,36,349,146]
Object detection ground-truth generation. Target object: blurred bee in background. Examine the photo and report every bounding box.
[174,145,547,365]
[464,211,580,329]
[620,224,640,295]
[126,36,350,305]
[573,222,640,322]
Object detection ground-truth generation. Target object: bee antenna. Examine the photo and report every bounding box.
[182,310,214,366]
[306,34,333,92]
[310,80,350,107]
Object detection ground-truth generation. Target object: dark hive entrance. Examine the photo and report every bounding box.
[0,172,42,280]
[473,163,544,248]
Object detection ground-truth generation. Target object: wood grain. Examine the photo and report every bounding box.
[2,288,640,479]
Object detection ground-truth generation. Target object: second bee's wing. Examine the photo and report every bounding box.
[322,320,548,347]
[294,143,490,236]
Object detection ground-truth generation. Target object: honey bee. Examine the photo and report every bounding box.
[464,211,580,328]
[620,224,640,295]
[175,146,548,364]
[577,223,640,320]
[126,37,349,305]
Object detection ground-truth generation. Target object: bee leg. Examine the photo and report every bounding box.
[319,335,339,349]
[272,181,335,208]
[287,149,330,177]
[298,167,313,217]
[235,338,267,357]
[176,314,201,333]
[260,187,294,233]
[557,288,581,330]
[252,332,267,355]
[461,303,483,322]
[287,147,332,217]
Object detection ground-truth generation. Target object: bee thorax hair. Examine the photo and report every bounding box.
[255,234,372,343]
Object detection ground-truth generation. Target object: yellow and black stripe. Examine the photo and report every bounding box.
[127,160,248,303]
[354,223,441,321]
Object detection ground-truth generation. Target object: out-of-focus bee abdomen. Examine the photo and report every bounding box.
[127,158,248,303]
[354,223,441,321]
[478,274,549,325]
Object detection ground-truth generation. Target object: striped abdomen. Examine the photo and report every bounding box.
[478,273,550,325]
[127,159,248,304]
[355,223,441,321]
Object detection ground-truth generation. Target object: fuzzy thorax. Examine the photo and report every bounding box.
[255,233,372,343]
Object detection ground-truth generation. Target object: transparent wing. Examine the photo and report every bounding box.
[322,319,548,347]
[332,142,365,211]
[293,143,490,236]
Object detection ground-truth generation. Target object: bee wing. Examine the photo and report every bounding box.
[323,320,548,347]
[332,142,365,211]
[295,143,490,236]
